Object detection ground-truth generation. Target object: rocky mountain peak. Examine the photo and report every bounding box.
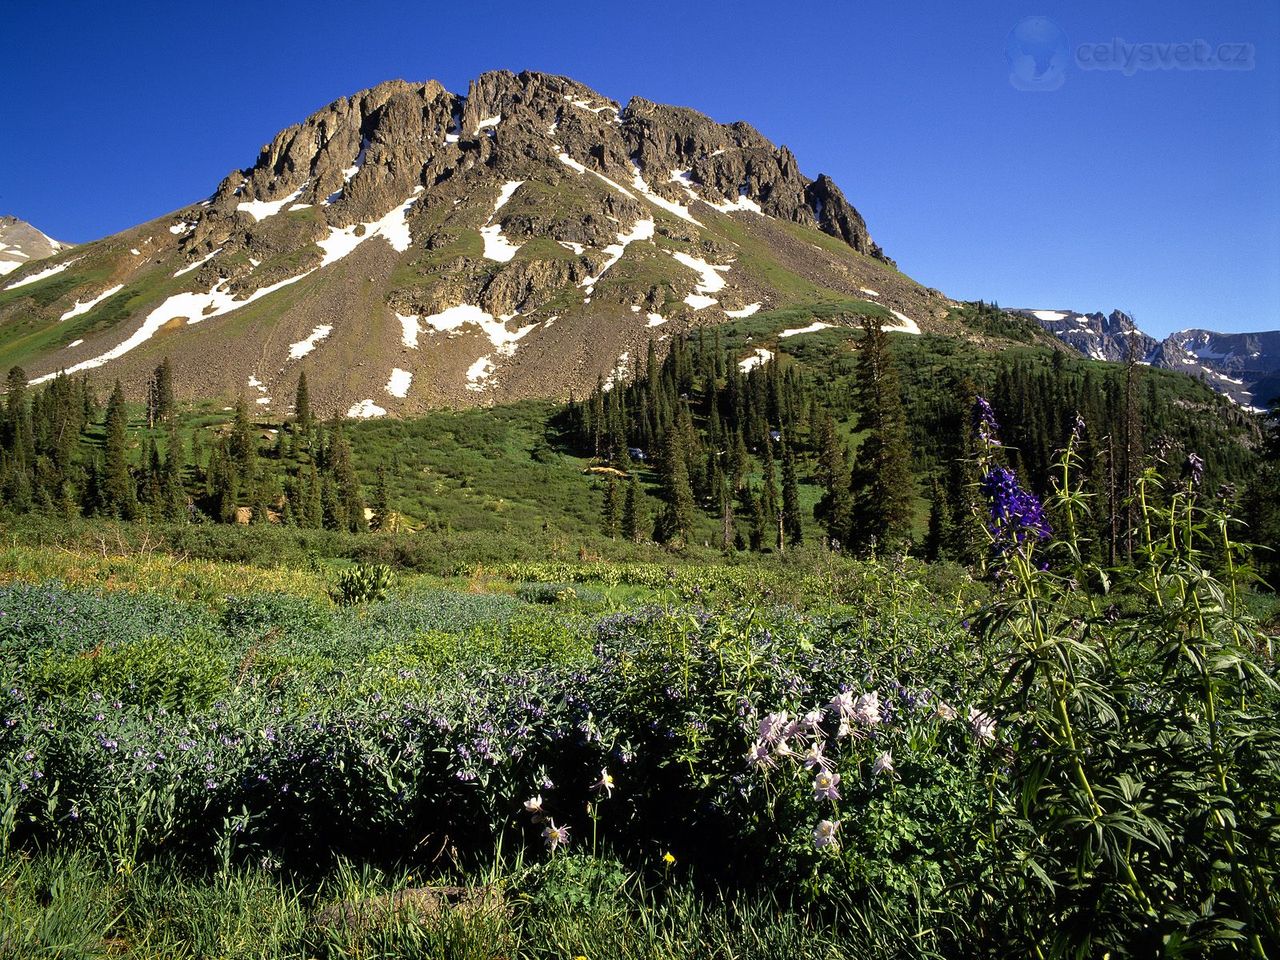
[0,216,65,277]
[3,70,935,417]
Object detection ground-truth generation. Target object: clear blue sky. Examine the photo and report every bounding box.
[2,0,1276,337]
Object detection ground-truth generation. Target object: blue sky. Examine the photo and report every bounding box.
[2,0,1276,337]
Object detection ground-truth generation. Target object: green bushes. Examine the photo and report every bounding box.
[328,564,394,608]
[27,633,230,711]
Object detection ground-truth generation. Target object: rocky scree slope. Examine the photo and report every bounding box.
[0,70,944,417]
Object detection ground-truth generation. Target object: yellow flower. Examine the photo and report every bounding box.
[662,852,676,865]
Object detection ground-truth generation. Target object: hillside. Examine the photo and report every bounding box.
[0,71,950,416]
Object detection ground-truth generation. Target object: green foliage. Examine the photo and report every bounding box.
[329,563,394,607]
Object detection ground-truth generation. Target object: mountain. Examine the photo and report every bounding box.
[1013,308,1280,411]
[0,70,947,417]
[1146,329,1280,411]
[0,216,66,277]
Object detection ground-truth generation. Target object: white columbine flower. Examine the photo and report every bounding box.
[828,691,854,719]
[854,691,882,727]
[746,739,775,770]
[592,768,615,798]
[801,742,831,772]
[523,794,544,817]
[813,818,840,849]
[969,706,997,743]
[936,701,957,722]
[542,820,570,850]
[872,751,895,777]
[758,711,789,743]
[812,770,841,802]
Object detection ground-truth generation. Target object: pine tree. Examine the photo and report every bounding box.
[924,480,954,561]
[655,417,695,545]
[102,381,135,519]
[622,475,644,543]
[369,464,392,531]
[146,359,175,428]
[780,439,803,547]
[602,475,621,538]
[848,317,915,552]
[294,371,313,432]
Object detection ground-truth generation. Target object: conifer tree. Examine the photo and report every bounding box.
[848,317,915,552]
[102,381,135,519]
[655,418,695,545]
[622,475,643,543]
[294,371,313,432]
[602,475,621,538]
[780,439,803,547]
[369,464,392,531]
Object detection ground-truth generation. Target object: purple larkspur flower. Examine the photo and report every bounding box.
[980,465,1051,545]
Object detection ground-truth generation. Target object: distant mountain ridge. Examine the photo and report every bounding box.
[1013,308,1280,411]
[0,217,65,277]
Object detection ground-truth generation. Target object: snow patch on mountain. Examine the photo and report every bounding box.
[480,181,525,262]
[288,325,333,359]
[59,285,124,322]
[385,368,412,398]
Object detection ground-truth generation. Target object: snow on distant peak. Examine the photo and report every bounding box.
[316,189,422,265]
[173,248,222,278]
[629,161,702,226]
[1032,310,1069,323]
[886,309,922,335]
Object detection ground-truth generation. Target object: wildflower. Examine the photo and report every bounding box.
[801,742,831,772]
[974,396,1001,449]
[592,768,615,798]
[662,852,676,865]
[828,691,854,719]
[813,818,840,849]
[853,692,881,727]
[523,794,544,818]
[773,738,796,759]
[935,702,957,722]
[757,710,788,743]
[812,770,841,802]
[542,820,570,851]
[979,465,1051,545]
[835,718,852,739]
[872,751,895,777]
[969,707,997,743]
[746,739,775,770]
[1186,452,1205,487]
